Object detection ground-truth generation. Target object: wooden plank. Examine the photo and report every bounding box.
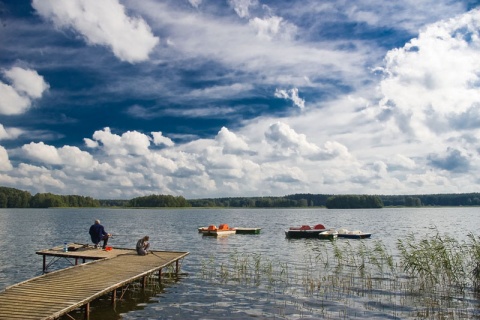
[0,249,188,320]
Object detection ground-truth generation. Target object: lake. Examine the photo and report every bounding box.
[0,207,479,319]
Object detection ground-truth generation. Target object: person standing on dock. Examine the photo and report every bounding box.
[136,236,150,255]
[89,219,111,249]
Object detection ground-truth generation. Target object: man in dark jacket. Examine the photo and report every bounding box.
[89,219,111,249]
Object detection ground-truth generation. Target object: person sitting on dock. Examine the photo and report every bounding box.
[136,236,150,255]
[89,219,111,249]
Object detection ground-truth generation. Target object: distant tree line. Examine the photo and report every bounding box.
[98,199,129,207]
[126,194,191,207]
[188,196,312,208]
[0,187,99,208]
[325,195,383,209]
[2,185,480,208]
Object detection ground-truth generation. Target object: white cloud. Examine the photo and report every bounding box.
[22,142,62,165]
[0,124,24,140]
[274,88,305,109]
[32,0,159,63]
[84,138,99,148]
[0,146,13,171]
[151,131,175,147]
[4,67,50,99]
[265,122,319,156]
[133,1,369,91]
[58,146,97,169]
[215,127,249,154]
[376,8,480,139]
[249,16,297,41]
[91,128,152,156]
[0,83,30,115]
[0,67,49,115]
[388,154,416,170]
[229,0,258,18]
[188,0,202,8]
[189,83,253,99]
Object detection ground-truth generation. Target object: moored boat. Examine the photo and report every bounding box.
[285,224,331,239]
[200,224,236,237]
[336,228,372,239]
[318,229,338,240]
[235,227,261,234]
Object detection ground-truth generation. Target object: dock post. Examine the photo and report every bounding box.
[84,302,90,320]
[142,276,147,288]
[176,260,179,275]
[158,268,162,283]
[111,288,117,305]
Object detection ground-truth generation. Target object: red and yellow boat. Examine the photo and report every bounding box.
[198,224,236,237]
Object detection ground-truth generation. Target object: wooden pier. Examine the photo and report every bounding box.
[0,243,189,319]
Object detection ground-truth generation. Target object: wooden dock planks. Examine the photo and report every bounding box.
[0,249,189,320]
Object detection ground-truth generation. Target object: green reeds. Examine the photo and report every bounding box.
[397,231,478,293]
[200,232,480,319]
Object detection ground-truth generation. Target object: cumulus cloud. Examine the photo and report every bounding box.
[4,67,50,98]
[22,142,62,165]
[316,141,351,161]
[0,67,49,115]
[376,8,480,139]
[32,0,159,63]
[215,127,250,154]
[151,131,175,147]
[91,127,151,156]
[58,146,97,169]
[0,146,13,171]
[84,138,99,148]
[265,122,319,156]
[274,88,305,109]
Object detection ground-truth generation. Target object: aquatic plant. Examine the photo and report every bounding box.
[200,233,480,319]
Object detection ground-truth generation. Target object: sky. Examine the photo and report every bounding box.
[1,0,480,200]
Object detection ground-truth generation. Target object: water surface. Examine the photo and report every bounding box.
[0,207,479,319]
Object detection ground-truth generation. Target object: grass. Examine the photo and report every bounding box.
[200,232,480,319]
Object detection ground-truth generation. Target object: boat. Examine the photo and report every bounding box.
[318,229,338,240]
[199,224,236,237]
[336,228,372,239]
[285,224,332,239]
[235,227,261,234]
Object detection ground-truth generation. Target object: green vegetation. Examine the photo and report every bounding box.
[126,194,191,207]
[325,194,383,209]
[201,232,480,318]
[188,196,309,208]
[0,187,99,208]
[2,185,480,208]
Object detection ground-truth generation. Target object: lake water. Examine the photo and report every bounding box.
[0,207,479,319]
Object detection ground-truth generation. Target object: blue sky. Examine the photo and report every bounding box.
[1,0,480,199]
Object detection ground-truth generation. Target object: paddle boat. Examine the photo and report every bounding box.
[235,227,261,234]
[318,229,338,240]
[336,228,372,239]
[199,224,236,237]
[285,224,332,239]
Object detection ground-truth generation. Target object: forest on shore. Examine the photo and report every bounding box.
[1,186,480,209]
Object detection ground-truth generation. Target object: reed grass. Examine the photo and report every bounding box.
[200,232,480,319]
